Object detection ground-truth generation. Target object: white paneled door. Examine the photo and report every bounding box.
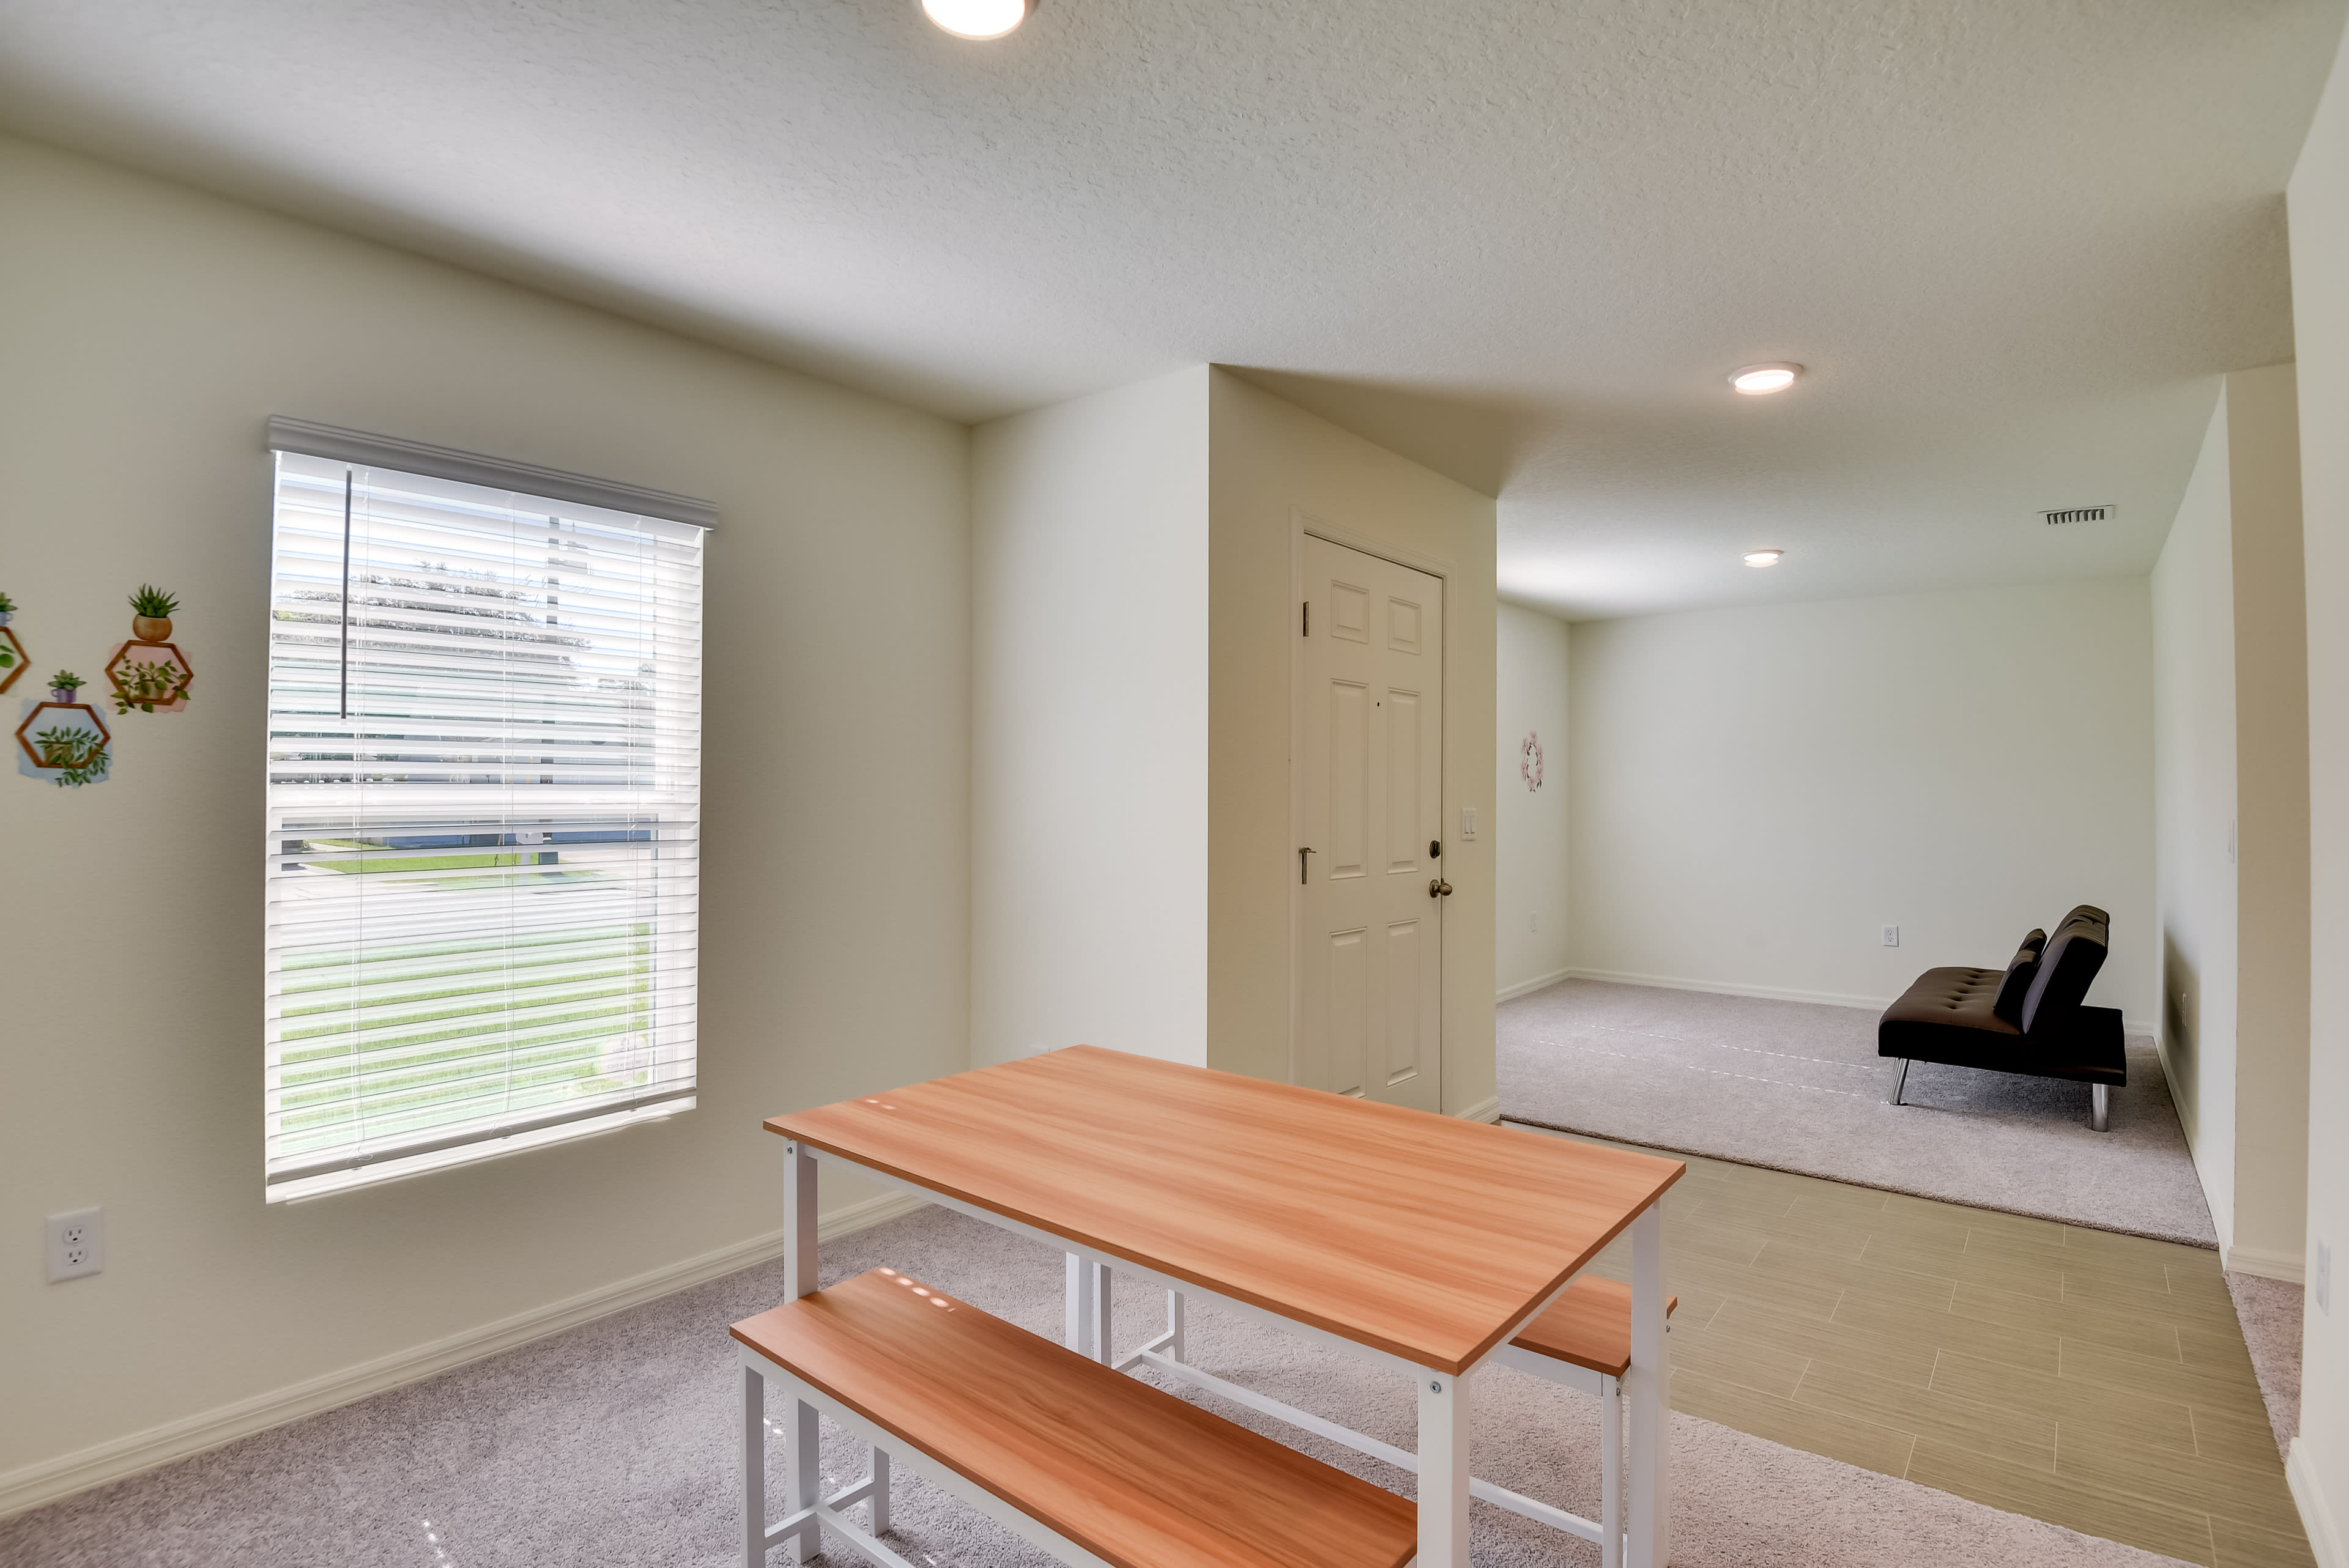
[1296,535,1444,1111]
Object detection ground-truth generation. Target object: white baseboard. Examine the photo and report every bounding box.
[1496,967,1575,1004]
[0,1188,931,1520]
[2291,1437,2346,1568]
[1564,968,2158,1036]
[2227,1242,2309,1285]
[1455,1095,1502,1124]
[1565,967,1890,1012]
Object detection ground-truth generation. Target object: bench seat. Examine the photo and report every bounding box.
[733,1268,1418,1568]
[1507,1276,1677,1379]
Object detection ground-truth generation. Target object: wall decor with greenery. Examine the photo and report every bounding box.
[15,670,111,788]
[106,584,193,715]
[0,591,28,697]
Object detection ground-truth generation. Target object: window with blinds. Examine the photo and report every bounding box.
[264,426,706,1200]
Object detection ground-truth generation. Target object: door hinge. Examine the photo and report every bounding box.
[1302,601,1310,637]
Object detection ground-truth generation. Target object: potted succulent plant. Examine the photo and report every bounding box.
[130,585,179,643]
[48,670,85,703]
[0,590,15,625]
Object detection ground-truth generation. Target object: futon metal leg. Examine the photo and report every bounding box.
[2091,1083,2109,1133]
[1888,1058,1912,1106]
[742,1366,768,1567]
[1601,1373,1623,1568]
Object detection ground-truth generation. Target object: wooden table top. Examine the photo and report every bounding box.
[767,1046,1684,1374]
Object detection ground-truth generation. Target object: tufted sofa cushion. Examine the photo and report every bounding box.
[2019,905,2110,1037]
[1882,966,2019,1037]
[1992,928,2047,1024]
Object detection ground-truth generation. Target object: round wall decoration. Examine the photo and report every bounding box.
[1521,731,1544,791]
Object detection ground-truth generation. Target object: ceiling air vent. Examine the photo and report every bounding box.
[2043,504,2114,526]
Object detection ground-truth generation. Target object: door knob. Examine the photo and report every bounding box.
[1429,878,1453,898]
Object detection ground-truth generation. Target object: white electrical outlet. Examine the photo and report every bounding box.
[46,1208,103,1282]
[2319,1240,2332,1315]
[1882,925,1900,948]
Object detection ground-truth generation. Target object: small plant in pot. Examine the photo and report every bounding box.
[0,590,15,625]
[130,585,179,643]
[48,670,85,703]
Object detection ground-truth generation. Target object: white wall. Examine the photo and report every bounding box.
[1568,578,2157,1026]
[2226,363,2312,1286]
[1496,602,1572,998]
[2286,17,2349,1560]
[1208,370,1500,1116]
[0,135,971,1504]
[968,369,1211,1067]
[2153,386,2240,1247]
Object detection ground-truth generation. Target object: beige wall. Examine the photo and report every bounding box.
[2227,363,2312,1285]
[1568,579,2157,1027]
[1208,369,1500,1118]
[1496,602,1573,998]
[969,369,1211,1068]
[2286,16,2349,1558]
[2153,385,2241,1247]
[0,136,971,1504]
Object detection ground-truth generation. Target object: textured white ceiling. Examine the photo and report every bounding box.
[2,0,2339,617]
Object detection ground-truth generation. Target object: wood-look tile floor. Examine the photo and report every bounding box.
[1529,1126,2312,1568]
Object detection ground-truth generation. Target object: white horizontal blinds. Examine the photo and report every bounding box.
[264,449,704,1194]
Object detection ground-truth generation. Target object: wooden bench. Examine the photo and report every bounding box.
[1491,1276,1679,1568]
[1123,1272,1678,1568]
[732,1267,1419,1568]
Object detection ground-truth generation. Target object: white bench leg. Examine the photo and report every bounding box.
[1601,1372,1622,1568]
[787,1396,822,1561]
[868,1446,891,1535]
[743,1365,768,1568]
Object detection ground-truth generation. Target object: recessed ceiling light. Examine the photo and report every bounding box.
[1729,363,1803,395]
[1744,549,1784,568]
[922,0,1034,38]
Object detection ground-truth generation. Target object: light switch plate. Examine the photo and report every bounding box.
[1460,807,1477,840]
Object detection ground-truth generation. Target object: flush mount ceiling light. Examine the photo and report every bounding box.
[922,0,1034,38]
[1744,549,1784,568]
[1729,362,1803,395]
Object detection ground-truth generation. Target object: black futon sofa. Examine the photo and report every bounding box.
[1879,904,2124,1131]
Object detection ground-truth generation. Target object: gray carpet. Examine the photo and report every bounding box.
[2228,1272,2307,1455]
[0,1205,2192,1568]
[1499,980,2216,1248]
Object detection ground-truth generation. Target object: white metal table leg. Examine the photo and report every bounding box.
[1064,1253,1095,1359]
[742,1364,768,1568]
[1601,1372,1622,1568]
[1064,1253,1113,1364]
[782,1144,822,1563]
[1416,1369,1472,1568]
[1166,1290,1185,1363]
[1625,1204,1670,1568]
